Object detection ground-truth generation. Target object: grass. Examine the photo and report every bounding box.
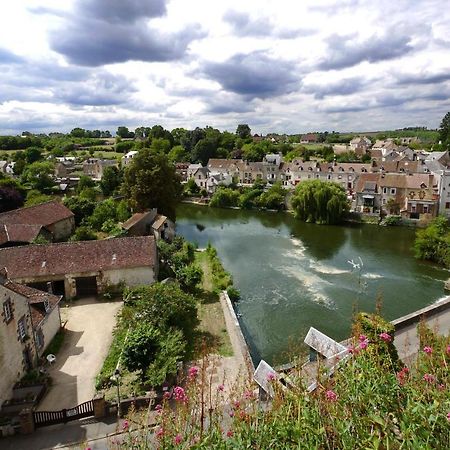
[194,251,233,357]
[73,150,123,159]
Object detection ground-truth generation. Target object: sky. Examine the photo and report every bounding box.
[0,0,449,135]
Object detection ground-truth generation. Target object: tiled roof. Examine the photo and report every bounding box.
[0,201,74,227]
[122,211,154,230]
[355,173,380,193]
[0,224,43,246]
[152,214,168,230]
[0,236,157,279]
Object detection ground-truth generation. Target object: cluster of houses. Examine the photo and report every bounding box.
[0,200,176,409]
[179,138,450,221]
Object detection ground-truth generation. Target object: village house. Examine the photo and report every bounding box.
[83,158,118,180]
[175,162,189,182]
[0,268,61,409]
[192,166,210,190]
[121,150,138,166]
[0,201,75,247]
[122,209,175,241]
[0,236,158,299]
[300,133,318,144]
[0,161,8,174]
[354,173,382,213]
[349,136,372,156]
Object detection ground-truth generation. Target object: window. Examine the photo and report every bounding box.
[383,187,388,194]
[327,174,331,180]
[3,299,13,322]
[423,205,429,214]
[382,198,387,204]
[18,317,27,341]
[44,299,50,312]
[390,188,396,195]
[36,329,44,349]
[446,202,450,209]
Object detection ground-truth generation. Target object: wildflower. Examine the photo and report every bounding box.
[396,366,409,386]
[232,400,241,410]
[244,390,254,400]
[447,345,450,355]
[156,428,164,439]
[122,420,129,431]
[173,386,187,402]
[267,372,276,382]
[359,334,367,342]
[438,384,445,391]
[155,404,162,412]
[358,339,368,350]
[229,410,234,417]
[325,390,338,402]
[423,346,433,355]
[348,345,359,355]
[189,366,199,379]
[174,434,182,445]
[379,332,392,342]
[226,430,233,438]
[423,373,435,383]
[217,384,225,392]
[163,391,171,400]
[447,412,450,422]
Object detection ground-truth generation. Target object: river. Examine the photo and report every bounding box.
[176,203,448,365]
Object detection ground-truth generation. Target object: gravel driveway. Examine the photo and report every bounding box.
[37,298,122,411]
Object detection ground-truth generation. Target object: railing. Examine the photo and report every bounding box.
[33,399,94,428]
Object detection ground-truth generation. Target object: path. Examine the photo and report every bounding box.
[38,298,122,411]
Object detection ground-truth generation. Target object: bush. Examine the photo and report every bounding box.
[226,286,240,302]
[209,187,240,208]
[383,215,402,226]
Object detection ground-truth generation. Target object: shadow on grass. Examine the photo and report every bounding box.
[197,290,220,305]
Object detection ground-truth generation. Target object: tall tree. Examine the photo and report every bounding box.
[122,148,182,220]
[291,180,349,224]
[100,166,122,195]
[439,111,450,146]
[236,124,252,139]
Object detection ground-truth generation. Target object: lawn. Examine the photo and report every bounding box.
[195,251,233,357]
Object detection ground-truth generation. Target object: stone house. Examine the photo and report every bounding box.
[0,268,61,409]
[83,158,118,180]
[122,210,175,241]
[152,214,175,241]
[121,150,138,167]
[175,163,189,182]
[0,236,158,299]
[300,133,318,144]
[354,173,382,213]
[349,136,372,156]
[0,201,75,245]
[192,167,210,190]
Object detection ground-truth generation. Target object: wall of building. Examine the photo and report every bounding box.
[0,285,34,408]
[103,266,156,288]
[37,306,61,358]
[47,217,75,241]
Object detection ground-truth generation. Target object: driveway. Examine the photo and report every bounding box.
[37,298,122,411]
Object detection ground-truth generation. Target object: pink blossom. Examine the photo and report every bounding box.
[232,400,241,409]
[217,384,225,392]
[226,430,233,438]
[122,420,129,431]
[244,390,254,400]
[447,412,450,422]
[325,390,338,402]
[229,410,234,417]
[438,384,445,391]
[267,372,276,382]
[155,404,162,412]
[163,391,171,400]
[189,366,199,379]
[348,345,359,355]
[423,346,433,355]
[358,339,368,350]
[174,434,182,445]
[396,366,410,386]
[423,373,435,383]
[359,334,367,342]
[446,345,450,355]
[379,332,392,342]
[173,386,187,402]
[156,427,164,439]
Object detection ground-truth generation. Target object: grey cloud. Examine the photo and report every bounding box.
[0,48,24,64]
[200,52,300,99]
[223,10,313,39]
[396,70,450,85]
[49,0,204,66]
[318,31,414,70]
[303,77,369,99]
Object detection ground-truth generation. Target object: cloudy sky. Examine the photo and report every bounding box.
[0,0,449,135]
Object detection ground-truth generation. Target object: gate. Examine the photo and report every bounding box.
[34,400,94,428]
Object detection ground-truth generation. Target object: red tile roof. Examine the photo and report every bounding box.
[0,201,74,227]
[0,236,157,279]
[0,224,43,246]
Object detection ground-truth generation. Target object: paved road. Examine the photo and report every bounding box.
[38,298,122,411]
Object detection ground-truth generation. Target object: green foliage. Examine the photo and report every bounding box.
[76,175,95,194]
[236,124,251,139]
[25,190,53,207]
[291,179,350,224]
[176,264,203,291]
[258,181,286,210]
[438,111,450,147]
[383,215,402,226]
[168,145,190,163]
[32,234,51,245]
[63,196,96,225]
[209,187,240,208]
[184,177,200,196]
[206,243,233,291]
[116,199,131,222]
[226,286,240,302]
[115,140,135,153]
[122,147,182,220]
[78,187,97,201]
[88,198,117,230]
[414,215,450,267]
[70,226,97,241]
[21,161,55,193]
[0,178,25,212]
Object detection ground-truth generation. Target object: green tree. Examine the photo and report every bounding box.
[258,181,286,210]
[76,175,95,194]
[414,216,450,267]
[117,126,134,138]
[63,196,96,225]
[100,166,122,196]
[291,180,349,224]
[122,148,182,220]
[236,124,251,139]
[24,146,42,164]
[168,145,190,163]
[116,199,131,222]
[438,111,450,147]
[191,137,218,165]
[70,226,97,241]
[25,190,52,207]
[209,187,240,208]
[0,184,24,212]
[21,161,55,192]
[88,198,117,230]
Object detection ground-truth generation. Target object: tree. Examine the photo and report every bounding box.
[88,198,117,230]
[70,127,87,138]
[76,175,96,194]
[21,161,55,193]
[25,190,52,207]
[236,124,251,139]
[116,126,135,139]
[191,137,218,165]
[438,112,450,147]
[24,146,42,164]
[0,185,24,212]
[122,148,182,220]
[258,181,286,210]
[291,180,349,224]
[100,166,122,196]
[63,196,96,225]
[168,145,190,163]
[209,187,240,208]
[70,226,97,241]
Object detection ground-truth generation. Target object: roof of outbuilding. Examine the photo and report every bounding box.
[0,236,157,279]
[0,224,44,246]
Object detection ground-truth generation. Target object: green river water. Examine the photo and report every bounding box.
[176,203,448,365]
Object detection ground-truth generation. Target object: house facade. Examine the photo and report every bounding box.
[0,269,61,409]
[0,236,158,299]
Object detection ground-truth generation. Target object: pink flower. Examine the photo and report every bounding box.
[244,390,254,400]
[188,366,199,379]
[232,400,241,409]
[217,384,225,392]
[446,345,450,355]
[396,366,409,385]
[325,390,338,402]
[348,345,359,355]
[163,391,171,400]
[229,410,234,417]
[156,427,164,439]
[174,434,182,445]
[266,372,276,382]
[358,339,368,350]
[379,332,392,342]
[155,404,162,412]
[359,334,367,342]
[173,386,187,402]
[122,420,129,431]
[447,412,450,422]
[226,430,233,438]
[423,346,433,355]
[438,384,445,391]
[423,373,435,383]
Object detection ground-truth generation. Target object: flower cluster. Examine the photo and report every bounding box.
[379,332,392,342]
[423,346,433,355]
[173,386,188,402]
[325,390,338,402]
[188,366,199,379]
[423,373,435,383]
[396,366,409,386]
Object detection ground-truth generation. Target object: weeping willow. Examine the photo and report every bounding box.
[291,180,349,224]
